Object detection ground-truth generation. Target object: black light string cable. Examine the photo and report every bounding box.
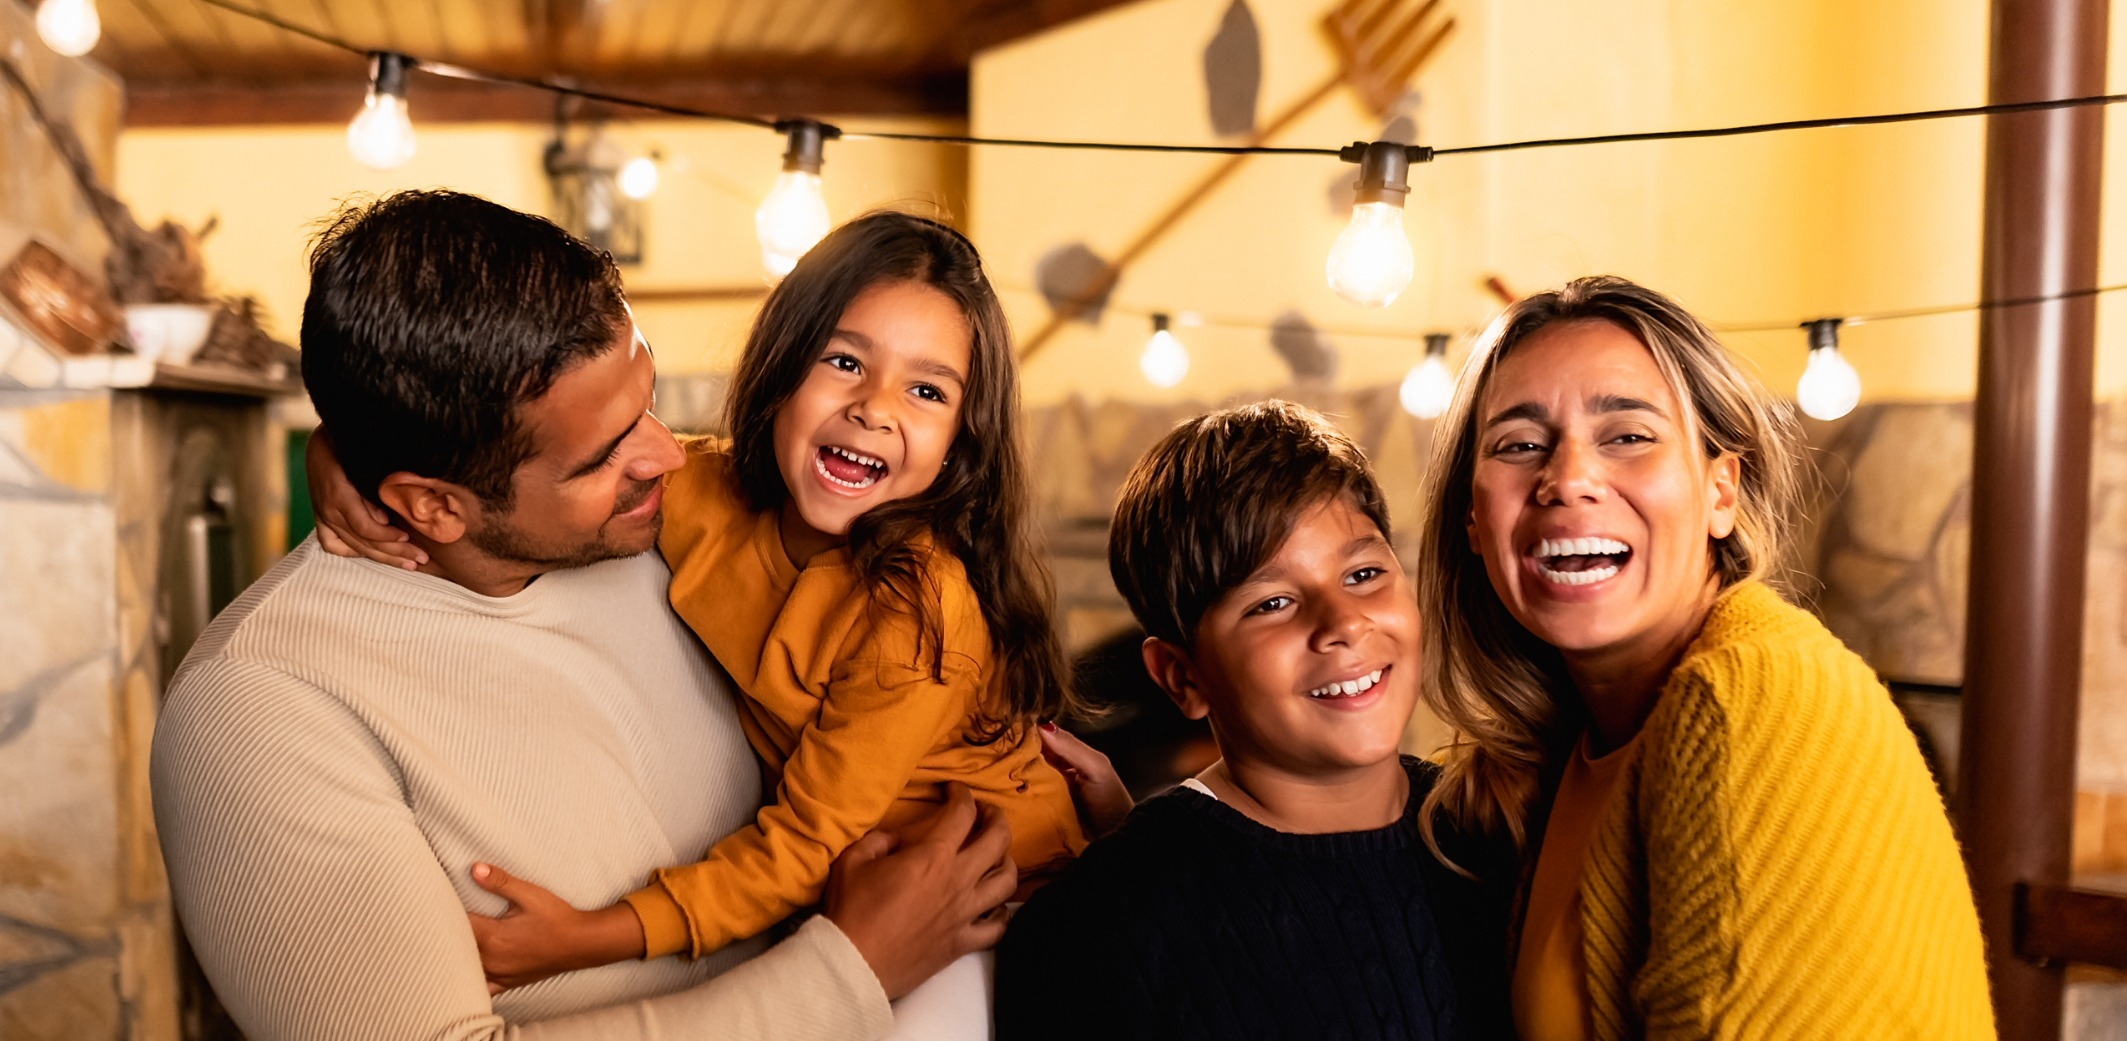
[1719,281,2127,334]
[1003,281,2127,344]
[195,0,2127,160]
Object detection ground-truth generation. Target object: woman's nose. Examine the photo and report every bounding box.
[1537,438,1603,504]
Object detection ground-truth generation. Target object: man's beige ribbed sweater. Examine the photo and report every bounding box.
[151,540,895,1041]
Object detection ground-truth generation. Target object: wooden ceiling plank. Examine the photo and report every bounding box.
[255,0,342,68]
[367,0,404,54]
[588,0,645,69]
[952,0,1147,59]
[617,0,691,71]
[477,0,533,65]
[720,0,782,55]
[901,0,979,61]
[102,0,201,80]
[701,0,752,57]
[787,0,872,59]
[543,0,603,77]
[432,0,496,64]
[120,0,217,78]
[655,0,708,67]
[319,0,389,51]
[663,0,732,65]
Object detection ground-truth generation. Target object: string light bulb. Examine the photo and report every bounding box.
[1327,142,1430,308]
[1400,332,1455,418]
[757,120,838,277]
[347,52,417,170]
[1796,318,1861,420]
[1140,313,1189,388]
[35,0,100,56]
[618,155,660,199]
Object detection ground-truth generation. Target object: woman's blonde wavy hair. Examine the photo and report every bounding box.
[1415,275,1806,856]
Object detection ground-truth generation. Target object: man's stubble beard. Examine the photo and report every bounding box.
[467,479,663,570]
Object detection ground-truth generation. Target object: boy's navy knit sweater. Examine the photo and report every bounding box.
[994,756,1514,1041]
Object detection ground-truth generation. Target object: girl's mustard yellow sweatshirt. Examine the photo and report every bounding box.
[1576,581,1995,1040]
[623,443,1085,959]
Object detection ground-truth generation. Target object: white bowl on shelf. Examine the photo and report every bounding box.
[124,303,217,365]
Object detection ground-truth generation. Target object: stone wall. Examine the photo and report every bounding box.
[0,385,180,1041]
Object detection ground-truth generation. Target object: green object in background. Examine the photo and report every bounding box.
[286,429,314,550]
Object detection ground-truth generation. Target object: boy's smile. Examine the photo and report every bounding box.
[1150,495,1418,785]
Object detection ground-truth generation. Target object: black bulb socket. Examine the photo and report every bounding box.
[1339,140,1432,207]
[369,52,412,100]
[776,119,842,175]
[1803,317,1842,353]
[1424,332,1449,357]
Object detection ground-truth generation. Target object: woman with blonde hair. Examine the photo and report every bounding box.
[1414,275,1994,1040]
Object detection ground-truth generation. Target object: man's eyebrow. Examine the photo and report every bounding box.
[566,416,641,479]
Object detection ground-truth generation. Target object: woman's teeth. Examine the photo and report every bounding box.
[1306,669,1384,699]
[1534,536,1630,586]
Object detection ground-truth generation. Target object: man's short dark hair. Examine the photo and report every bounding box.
[300,190,629,507]
[1108,400,1393,648]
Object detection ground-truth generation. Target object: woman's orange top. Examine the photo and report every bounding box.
[622,441,1085,959]
[1512,731,1638,1041]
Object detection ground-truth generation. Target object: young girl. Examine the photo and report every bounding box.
[313,212,1086,987]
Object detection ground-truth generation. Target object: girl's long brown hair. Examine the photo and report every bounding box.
[722,211,1070,737]
[1415,275,1805,858]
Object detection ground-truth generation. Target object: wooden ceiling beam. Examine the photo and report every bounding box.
[122,69,970,126]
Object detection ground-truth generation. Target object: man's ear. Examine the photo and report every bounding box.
[1141,637,1210,722]
[374,473,478,545]
[1706,452,1741,540]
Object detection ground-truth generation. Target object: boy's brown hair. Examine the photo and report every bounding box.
[1107,400,1393,648]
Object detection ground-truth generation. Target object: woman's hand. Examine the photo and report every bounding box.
[465,863,646,994]
[304,429,426,569]
[1039,722,1133,838]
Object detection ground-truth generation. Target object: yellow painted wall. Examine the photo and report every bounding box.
[115,116,967,374]
[962,0,2127,407]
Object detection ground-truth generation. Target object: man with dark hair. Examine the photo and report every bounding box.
[995,400,1513,1041]
[151,190,1015,1041]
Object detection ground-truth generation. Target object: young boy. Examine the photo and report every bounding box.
[994,401,1512,1040]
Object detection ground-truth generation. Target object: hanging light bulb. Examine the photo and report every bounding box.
[1140,313,1189,388]
[35,0,100,57]
[1400,332,1456,419]
[1326,142,1430,308]
[347,52,417,170]
[618,155,660,200]
[1795,318,1861,420]
[756,120,839,278]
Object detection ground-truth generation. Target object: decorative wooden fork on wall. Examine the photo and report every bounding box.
[1019,0,1455,361]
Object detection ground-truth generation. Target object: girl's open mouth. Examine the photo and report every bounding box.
[1534,536,1632,586]
[815,445,888,490]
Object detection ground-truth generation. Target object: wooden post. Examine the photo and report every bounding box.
[1959,0,2106,1035]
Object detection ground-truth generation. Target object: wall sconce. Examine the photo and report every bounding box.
[544,108,645,265]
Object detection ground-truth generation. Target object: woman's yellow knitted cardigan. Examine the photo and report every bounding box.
[1577,581,1996,1040]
